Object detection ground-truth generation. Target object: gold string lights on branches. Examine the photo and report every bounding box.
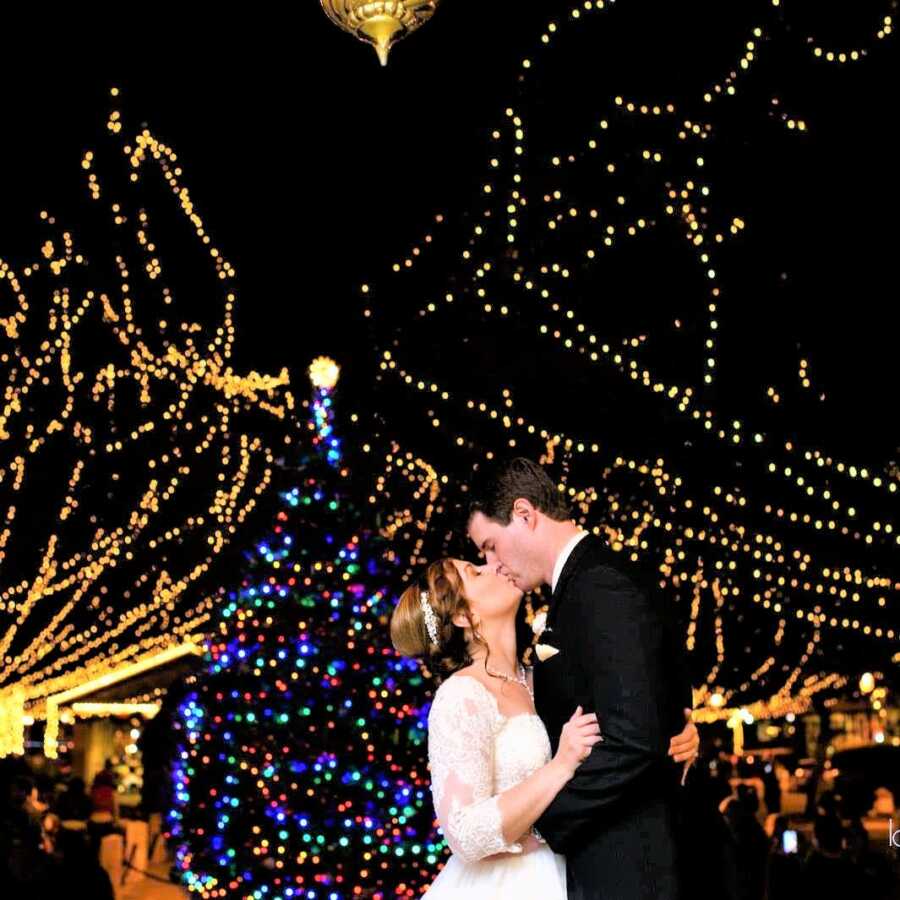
[0,87,294,758]
[359,2,899,731]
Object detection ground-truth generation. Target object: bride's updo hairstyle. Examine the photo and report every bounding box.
[390,558,488,681]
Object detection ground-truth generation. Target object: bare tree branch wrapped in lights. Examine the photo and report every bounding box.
[358,2,898,742]
[0,87,293,758]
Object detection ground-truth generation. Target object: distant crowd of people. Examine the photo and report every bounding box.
[0,756,125,899]
[680,751,897,899]
[2,743,897,898]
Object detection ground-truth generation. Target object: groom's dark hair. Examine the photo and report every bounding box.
[466,457,571,526]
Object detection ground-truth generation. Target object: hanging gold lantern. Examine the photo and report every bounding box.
[320,0,441,66]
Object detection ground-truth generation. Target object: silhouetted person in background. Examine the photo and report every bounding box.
[47,829,114,900]
[766,815,804,900]
[678,752,739,900]
[55,776,92,821]
[87,760,125,856]
[843,812,894,897]
[723,783,768,900]
[815,789,839,819]
[762,761,781,815]
[803,814,855,897]
[0,775,53,898]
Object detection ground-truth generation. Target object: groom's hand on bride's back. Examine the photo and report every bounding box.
[552,705,603,779]
[667,708,699,785]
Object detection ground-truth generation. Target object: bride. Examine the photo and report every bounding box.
[389,557,698,898]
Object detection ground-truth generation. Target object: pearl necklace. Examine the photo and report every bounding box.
[484,661,534,702]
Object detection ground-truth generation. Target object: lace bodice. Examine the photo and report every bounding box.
[427,672,552,865]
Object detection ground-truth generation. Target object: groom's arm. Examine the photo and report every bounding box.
[534,564,681,854]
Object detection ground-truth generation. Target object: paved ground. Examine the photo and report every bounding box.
[120,858,188,899]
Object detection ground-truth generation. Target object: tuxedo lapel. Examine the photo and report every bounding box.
[545,532,607,629]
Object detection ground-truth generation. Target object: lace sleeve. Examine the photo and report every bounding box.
[427,676,524,864]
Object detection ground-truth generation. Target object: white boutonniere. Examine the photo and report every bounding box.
[531,608,559,662]
[534,642,560,662]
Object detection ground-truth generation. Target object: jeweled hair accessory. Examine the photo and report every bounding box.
[419,589,441,647]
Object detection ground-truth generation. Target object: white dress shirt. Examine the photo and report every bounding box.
[551,529,590,594]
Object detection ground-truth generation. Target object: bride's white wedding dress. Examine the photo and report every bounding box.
[423,671,567,898]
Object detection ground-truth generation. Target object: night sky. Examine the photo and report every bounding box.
[1,3,898,696]
[1,2,896,461]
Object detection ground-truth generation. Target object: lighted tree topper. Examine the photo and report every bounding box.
[170,358,443,900]
[0,88,293,758]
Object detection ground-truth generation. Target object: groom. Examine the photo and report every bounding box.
[467,457,695,900]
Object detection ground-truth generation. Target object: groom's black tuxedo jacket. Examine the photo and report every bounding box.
[533,533,693,900]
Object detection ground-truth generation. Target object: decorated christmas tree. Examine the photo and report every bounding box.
[168,358,444,899]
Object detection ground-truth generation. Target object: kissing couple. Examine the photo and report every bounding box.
[390,457,698,899]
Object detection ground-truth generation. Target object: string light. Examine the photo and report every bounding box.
[0,87,293,758]
[42,639,203,758]
[70,701,161,718]
[808,10,893,62]
[361,1,898,725]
